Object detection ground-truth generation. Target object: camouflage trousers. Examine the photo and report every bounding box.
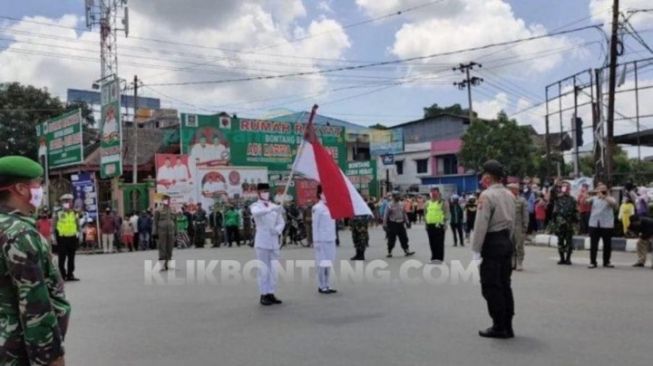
[512,229,526,265]
[556,229,574,254]
[352,228,369,251]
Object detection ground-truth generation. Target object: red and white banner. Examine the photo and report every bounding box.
[290,106,372,219]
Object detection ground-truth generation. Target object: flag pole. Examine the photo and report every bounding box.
[282,104,318,201]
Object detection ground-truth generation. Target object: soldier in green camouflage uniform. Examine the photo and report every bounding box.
[350,215,370,260]
[0,156,70,366]
[550,182,578,265]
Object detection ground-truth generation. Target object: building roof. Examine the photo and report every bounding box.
[614,128,653,146]
[270,111,367,132]
[388,113,470,129]
[51,127,168,175]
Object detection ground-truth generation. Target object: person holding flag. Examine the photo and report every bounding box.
[250,183,285,306]
[312,185,337,294]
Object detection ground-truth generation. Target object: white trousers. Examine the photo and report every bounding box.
[102,233,114,253]
[255,248,280,295]
[317,267,330,290]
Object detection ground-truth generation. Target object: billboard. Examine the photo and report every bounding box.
[100,76,122,179]
[36,109,83,169]
[369,128,404,156]
[346,160,378,198]
[155,154,194,212]
[180,114,347,171]
[71,172,98,220]
[155,153,268,210]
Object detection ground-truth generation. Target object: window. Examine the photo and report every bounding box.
[415,158,429,174]
[436,154,458,176]
[395,160,404,175]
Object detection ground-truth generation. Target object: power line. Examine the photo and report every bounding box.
[144,24,603,87]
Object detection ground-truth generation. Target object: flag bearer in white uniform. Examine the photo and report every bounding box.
[312,185,338,294]
[250,183,286,306]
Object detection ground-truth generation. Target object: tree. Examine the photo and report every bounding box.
[459,111,535,177]
[0,83,94,160]
[423,103,476,119]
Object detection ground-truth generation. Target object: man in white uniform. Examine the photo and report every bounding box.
[312,185,337,294]
[172,157,189,183]
[156,158,175,190]
[250,183,286,306]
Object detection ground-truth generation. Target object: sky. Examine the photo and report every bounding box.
[2,0,653,145]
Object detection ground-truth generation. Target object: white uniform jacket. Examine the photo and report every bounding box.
[250,200,286,250]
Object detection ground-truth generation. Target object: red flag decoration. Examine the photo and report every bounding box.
[291,105,372,219]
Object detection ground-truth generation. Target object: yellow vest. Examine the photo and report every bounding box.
[425,200,445,225]
[57,211,78,237]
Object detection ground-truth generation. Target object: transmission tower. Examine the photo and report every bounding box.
[85,0,129,79]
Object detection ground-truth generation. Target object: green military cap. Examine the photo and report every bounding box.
[0,156,44,186]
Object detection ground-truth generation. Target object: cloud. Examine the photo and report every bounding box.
[0,1,351,115]
[317,1,335,14]
[590,0,653,28]
[474,92,509,119]
[357,0,579,78]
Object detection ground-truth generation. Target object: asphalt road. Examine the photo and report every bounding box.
[64,225,653,366]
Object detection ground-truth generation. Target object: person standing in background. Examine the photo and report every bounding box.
[551,182,578,265]
[535,194,548,232]
[577,184,591,235]
[383,192,416,258]
[176,210,190,249]
[129,211,140,250]
[416,195,426,224]
[618,197,635,236]
[36,207,53,247]
[449,194,464,247]
[153,195,176,271]
[209,204,224,248]
[54,193,81,281]
[224,205,241,247]
[587,183,618,268]
[138,210,152,251]
[100,207,117,254]
[192,203,208,248]
[507,183,529,271]
[424,187,449,262]
[628,214,653,268]
[121,217,135,252]
[464,196,477,242]
[350,214,370,261]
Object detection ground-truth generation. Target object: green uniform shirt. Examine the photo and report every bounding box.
[224,210,240,227]
[0,207,71,365]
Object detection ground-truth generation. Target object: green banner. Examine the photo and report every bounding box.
[180,114,347,171]
[346,160,378,198]
[36,109,83,169]
[100,77,122,179]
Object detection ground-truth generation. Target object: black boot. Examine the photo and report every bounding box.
[479,327,509,339]
[564,250,572,265]
[260,295,273,306]
[557,252,565,265]
[505,317,515,338]
[360,249,366,261]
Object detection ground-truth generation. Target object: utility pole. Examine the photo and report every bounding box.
[453,62,483,123]
[605,0,620,184]
[573,78,580,178]
[132,74,139,184]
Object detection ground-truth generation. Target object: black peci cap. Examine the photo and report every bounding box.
[481,159,505,178]
[257,183,270,191]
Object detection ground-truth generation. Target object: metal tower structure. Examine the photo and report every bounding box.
[85,0,129,79]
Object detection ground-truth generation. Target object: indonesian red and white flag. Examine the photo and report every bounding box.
[291,106,373,219]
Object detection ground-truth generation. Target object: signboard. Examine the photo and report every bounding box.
[71,172,98,220]
[369,128,404,156]
[381,154,395,166]
[180,114,347,171]
[36,109,83,169]
[155,154,194,212]
[346,160,378,198]
[295,178,319,207]
[100,76,122,178]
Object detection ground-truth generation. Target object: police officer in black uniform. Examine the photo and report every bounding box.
[472,160,516,339]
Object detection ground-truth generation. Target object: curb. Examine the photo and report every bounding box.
[528,234,639,253]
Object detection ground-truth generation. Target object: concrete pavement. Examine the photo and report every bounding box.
[64,225,653,366]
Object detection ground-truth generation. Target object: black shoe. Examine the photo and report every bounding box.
[588,263,597,269]
[260,295,273,306]
[478,327,510,339]
[603,263,615,268]
[318,288,330,294]
[564,259,572,265]
[268,294,283,304]
[404,251,415,257]
[67,276,80,281]
[505,318,514,338]
[633,262,645,267]
[326,288,337,294]
[386,253,393,258]
[557,260,565,265]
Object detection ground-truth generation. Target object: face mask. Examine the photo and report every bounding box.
[62,202,71,209]
[163,200,170,206]
[29,187,44,209]
[260,192,270,201]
